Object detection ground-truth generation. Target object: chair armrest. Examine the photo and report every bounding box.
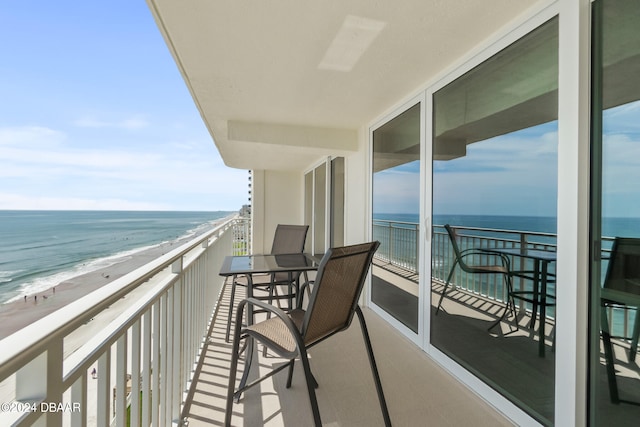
[236,298,303,339]
[460,248,511,269]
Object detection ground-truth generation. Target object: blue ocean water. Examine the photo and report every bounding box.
[0,210,232,304]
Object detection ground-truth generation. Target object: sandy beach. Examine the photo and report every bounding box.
[0,220,225,340]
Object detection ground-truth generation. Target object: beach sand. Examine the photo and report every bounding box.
[0,221,224,340]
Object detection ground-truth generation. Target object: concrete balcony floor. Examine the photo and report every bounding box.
[183,281,513,426]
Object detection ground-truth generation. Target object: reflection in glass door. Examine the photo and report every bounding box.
[431,18,558,425]
[371,103,420,333]
[590,1,640,424]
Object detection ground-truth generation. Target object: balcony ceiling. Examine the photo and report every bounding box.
[147,0,541,171]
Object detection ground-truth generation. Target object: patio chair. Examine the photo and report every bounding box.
[435,225,515,330]
[225,241,392,427]
[225,224,309,342]
[600,237,640,404]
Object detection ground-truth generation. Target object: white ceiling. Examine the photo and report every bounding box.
[147,0,541,171]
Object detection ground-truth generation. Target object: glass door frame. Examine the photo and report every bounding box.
[367,93,426,346]
[424,8,561,425]
[304,157,330,257]
[304,156,346,257]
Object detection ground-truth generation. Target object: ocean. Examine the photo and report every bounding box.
[0,210,233,304]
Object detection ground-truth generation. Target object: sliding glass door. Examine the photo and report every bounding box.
[431,18,558,425]
[371,103,421,334]
[590,1,640,424]
[305,157,345,256]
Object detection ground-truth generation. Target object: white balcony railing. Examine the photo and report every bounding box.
[0,216,249,427]
[374,220,636,342]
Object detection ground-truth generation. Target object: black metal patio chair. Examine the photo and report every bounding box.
[435,224,515,331]
[225,224,309,342]
[225,241,391,427]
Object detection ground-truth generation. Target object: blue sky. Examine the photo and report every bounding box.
[432,121,559,217]
[374,122,560,217]
[374,102,640,218]
[0,1,248,211]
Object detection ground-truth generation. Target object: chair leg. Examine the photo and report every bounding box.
[356,306,392,427]
[286,359,319,389]
[225,318,245,426]
[488,275,518,333]
[601,306,620,404]
[299,349,322,426]
[286,359,295,388]
[225,276,238,342]
[435,262,458,315]
[237,339,255,401]
[629,310,640,363]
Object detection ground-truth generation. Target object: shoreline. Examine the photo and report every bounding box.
[0,219,226,340]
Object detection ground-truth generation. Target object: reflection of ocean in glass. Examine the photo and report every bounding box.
[0,210,231,303]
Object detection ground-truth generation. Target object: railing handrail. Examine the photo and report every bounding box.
[375,218,618,243]
[432,224,558,240]
[372,219,420,228]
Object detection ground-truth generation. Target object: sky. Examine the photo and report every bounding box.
[0,1,248,212]
[432,121,559,217]
[374,100,640,219]
[373,121,559,217]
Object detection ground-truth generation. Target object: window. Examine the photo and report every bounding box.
[304,158,345,255]
[371,103,421,334]
[590,1,640,424]
[431,18,558,425]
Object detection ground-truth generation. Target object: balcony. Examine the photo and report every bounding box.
[1,217,637,426]
[184,278,510,426]
[0,216,513,426]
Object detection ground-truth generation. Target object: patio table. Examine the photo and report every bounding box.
[220,253,321,310]
[482,247,556,357]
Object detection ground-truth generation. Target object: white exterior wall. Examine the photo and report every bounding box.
[344,129,369,246]
[251,169,304,254]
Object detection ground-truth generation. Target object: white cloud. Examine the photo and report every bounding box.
[0,145,158,171]
[0,193,169,211]
[0,126,66,146]
[73,115,149,129]
[0,123,249,211]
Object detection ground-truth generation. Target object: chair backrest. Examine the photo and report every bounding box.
[301,241,380,346]
[270,224,309,255]
[603,237,640,298]
[444,224,470,270]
